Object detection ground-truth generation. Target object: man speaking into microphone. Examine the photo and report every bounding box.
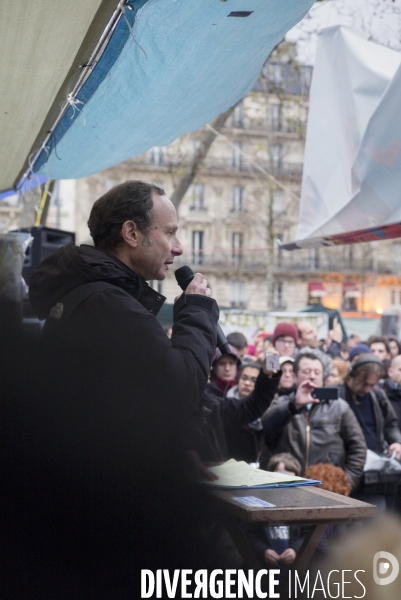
[27,181,219,598]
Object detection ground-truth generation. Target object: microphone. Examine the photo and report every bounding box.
[175,265,231,355]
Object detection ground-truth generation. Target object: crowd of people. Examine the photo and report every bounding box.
[6,180,401,596]
[188,319,401,577]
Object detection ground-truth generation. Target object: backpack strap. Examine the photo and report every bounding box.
[48,282,115,322]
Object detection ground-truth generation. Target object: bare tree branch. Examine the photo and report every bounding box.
[170,102,239,209]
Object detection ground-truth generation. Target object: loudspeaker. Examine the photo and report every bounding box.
[12,226,75,285]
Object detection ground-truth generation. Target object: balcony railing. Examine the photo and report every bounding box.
[204,157,303,179]
[171,250,401,276]
[227,118,303,135]
[129,155,303,180]
[173,251,267,271]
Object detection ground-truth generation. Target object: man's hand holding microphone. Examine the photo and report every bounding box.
[174,272,212,300]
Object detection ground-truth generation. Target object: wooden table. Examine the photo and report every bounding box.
[210,485,377,572]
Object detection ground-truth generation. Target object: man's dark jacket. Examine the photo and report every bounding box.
[24,243,219,597]
[380,379,401,432]
[261,393,367,490]
[341,383,401,452]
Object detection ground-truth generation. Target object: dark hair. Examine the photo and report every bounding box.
[268,453,301,476]
[293,351,324,376]
[227,331,248,350]
[367,336,390,354]
[387,335,401,355]
[236,361,262,382]
[87,180,165,250]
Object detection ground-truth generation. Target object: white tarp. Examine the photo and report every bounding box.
[289,26,401,248]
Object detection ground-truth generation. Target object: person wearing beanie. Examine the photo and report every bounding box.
[349,343,372,363]
[272,322,298,358]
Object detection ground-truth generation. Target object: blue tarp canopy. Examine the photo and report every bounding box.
[1,0,314,194]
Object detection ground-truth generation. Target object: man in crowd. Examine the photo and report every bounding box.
[368,335,391,362]
[297,317,343,358]
[272,322,298,357]
[26,181,219,597]
[227,331,249,359]
[342,356,401,459]
[297,320,319,349]
[341,355,401,506]
[262,348,367,490]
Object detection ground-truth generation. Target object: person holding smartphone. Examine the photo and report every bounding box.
[262,347,367,490]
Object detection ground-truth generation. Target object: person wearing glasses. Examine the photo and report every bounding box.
[272,322,298,358]
[227,362,261,400]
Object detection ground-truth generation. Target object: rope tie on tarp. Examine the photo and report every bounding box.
[66,93,85,122]
[118,0,148,59]
[24,146,51,194]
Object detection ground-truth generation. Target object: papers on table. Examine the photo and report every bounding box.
[201,459,321,489]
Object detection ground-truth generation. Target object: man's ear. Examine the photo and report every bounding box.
[121,220,139,248]
[388,366,393,379]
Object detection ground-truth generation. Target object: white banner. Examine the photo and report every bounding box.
[287,26,401,249]
[219,310,328,341]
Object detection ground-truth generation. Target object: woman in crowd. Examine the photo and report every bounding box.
[325,357,348,386]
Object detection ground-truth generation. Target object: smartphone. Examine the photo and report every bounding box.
[312,387,339,401]
[265,354,280,371]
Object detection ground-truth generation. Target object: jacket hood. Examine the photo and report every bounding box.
[29,243,163,319]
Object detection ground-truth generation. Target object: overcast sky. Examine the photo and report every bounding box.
[287,0,401,64]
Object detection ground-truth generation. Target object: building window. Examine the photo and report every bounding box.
[150,146,165,166]
[190,184,206,211]
[276,232,284,268]
[232,232,243,264]
[231,281,245,308]
[266,63,283,87]
[273,281,285,309]
[232,186,244,212]
[271,104,282,132]
[232,142,243,170]
[272,189,285,215]
[192,139,201,156]
[192,230,204,265]
[300,66,312,94]
[309,248,320,270]
[270,145,283,173]
[232,103,244,128]
[343,245,354,268]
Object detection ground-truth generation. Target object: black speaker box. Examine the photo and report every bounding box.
[13,226,75,285]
